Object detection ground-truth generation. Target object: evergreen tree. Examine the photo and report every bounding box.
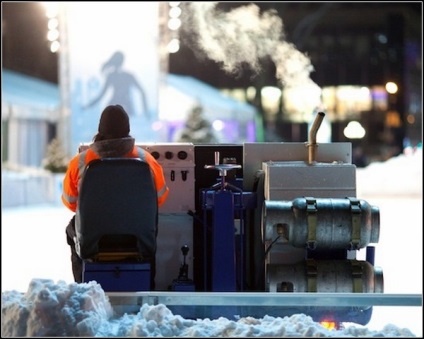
[175,105,218,143]
[42,138,69,173]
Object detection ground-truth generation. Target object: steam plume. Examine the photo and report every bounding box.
[182,2,317,89]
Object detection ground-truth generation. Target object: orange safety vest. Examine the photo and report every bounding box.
[62,146,169,212]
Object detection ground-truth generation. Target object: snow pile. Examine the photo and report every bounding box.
[356,148,422,197]
[1,279,418,337]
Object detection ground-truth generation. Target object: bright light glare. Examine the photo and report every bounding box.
[320,321,337,330]
[359,86,370,97]
[50,41,60,53]
[283,83,322,119]
[385,82,398,94]
[48,18,59,30]
[261,86,281,101]
[168,18,181,30]
[169,6,181,18]
[343,121,366,139]
[47,29,59,42]
[261,86,281,115]
[246,86,256,101]
[212,120,224,131]
[43,2,60,18]
[167,38,180,53]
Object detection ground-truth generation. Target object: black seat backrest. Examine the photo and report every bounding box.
[75,158,158,261]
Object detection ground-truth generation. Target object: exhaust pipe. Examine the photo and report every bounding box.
[307,112,325,164]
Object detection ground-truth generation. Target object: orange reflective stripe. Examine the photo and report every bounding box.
[135,148,146,161]
[62,154,82,212]
[142,149,169,207]
[157,185,170,207]
[62,149,101,212]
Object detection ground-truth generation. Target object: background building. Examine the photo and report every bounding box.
[169,2,422,162]
[2,2,422,164]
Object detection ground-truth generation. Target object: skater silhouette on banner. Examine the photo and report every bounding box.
[83,50,149,119]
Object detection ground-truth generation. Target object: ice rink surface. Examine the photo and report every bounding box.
[2,149,422,335]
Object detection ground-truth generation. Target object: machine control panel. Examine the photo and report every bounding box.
[137,142,195,214]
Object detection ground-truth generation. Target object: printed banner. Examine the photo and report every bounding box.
[60,2,161,153]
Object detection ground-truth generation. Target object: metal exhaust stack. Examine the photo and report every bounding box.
[307,112,325,164]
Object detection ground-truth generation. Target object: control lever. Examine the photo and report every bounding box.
[178,245,190,280]
[171,245,195,291]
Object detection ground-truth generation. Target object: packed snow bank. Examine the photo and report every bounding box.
[1,279,418,337]
[356,148,422,198]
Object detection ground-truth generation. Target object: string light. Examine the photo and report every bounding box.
[167,2,182,53]
[43,2,60,53]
